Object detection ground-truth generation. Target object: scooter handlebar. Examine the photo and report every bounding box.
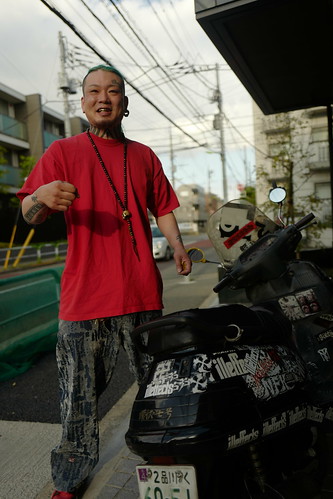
[294,213,316,230]
[213,273,234,293]
[212,213,315,294]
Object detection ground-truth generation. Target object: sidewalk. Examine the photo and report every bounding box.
[0,291,219,499]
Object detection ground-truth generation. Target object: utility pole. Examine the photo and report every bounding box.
[58,31,72,138]
[244,146,249,185]
[327,104,333,245]
[169,128,176,188]
[208,167,213,194]
[214,63,228,202]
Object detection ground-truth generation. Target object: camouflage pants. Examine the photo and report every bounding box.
[51,310,161,492]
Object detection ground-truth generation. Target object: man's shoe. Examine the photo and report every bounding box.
[51,491,76,499]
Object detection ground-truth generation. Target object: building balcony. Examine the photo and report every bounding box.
[262,115,290,135]
[0,114,27,141]
[43,130,64,149]
[0,164,21,187]
[308,142,330,171]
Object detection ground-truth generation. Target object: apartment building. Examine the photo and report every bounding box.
[0,81,88,241]
[253,102,331,249]
[0,82,87,193]
[175,184,209,233]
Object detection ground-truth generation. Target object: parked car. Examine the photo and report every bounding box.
[151,225,173,261]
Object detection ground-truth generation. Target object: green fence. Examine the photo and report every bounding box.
[0,266,63,381]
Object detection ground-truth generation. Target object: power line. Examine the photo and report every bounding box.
[223,112,266,157]
[39,0,207,149]
[78,0,208,131]
[105,0,210,127]
[42,0,254,156]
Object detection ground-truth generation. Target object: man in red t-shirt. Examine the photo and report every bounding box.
[17,65,191,499]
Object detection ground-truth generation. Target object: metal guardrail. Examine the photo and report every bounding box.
[0,266,63,381]
[0,242,68,269]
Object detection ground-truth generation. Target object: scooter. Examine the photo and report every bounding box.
[126,187,333,498]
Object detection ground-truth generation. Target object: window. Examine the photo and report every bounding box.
[0,99,9,115]
[315,183,330,200]
[315,183,331,222]
[268,142,289,158]
[8,103,15,119]
[311,127,328,142]
[1,148,11,165]
[44,119,64,136]
[311,127,329,163]
[12,150,19,168]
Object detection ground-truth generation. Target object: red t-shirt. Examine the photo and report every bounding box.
[17,133,179,320]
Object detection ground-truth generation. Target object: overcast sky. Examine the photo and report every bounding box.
[1,0,255,200]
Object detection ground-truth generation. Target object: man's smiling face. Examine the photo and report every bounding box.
[81,69,128,132]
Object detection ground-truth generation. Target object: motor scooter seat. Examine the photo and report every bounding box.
[132,304,279,355]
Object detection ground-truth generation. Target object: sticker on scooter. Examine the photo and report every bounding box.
[228,405,308,450]
[139,407,173,422]
[288,405,307,425]
[318,347,330,362]
[144,346,305,400]
[228,427,260,449]
[307,405,325,423]
[212,350,248,379]
[263,413,287,436]
[316,314,333,327]
[144,354,213,398]
[316,328,333,343]
[325,407,333,421]
[211,345,305,401]
[278,288,321,321]
[222,220,257,249]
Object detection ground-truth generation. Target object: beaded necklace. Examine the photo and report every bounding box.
[86,129,139,258]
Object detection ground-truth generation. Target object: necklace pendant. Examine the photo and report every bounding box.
[122,210,132,220]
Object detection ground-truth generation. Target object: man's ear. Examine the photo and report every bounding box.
[81,96,85,113]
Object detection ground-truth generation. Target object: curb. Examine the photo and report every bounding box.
[35,291,220,498]
[82,384,139,498]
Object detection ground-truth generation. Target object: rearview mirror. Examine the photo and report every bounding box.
[269,186,286,204]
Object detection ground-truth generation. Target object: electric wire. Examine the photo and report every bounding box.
[39,0,207,149]
[147,0,222,91]
[223,112,268,157]
[42,0,255,161]
[53,0,214,141]
[105,0,212,130]
[38,0,255,194]
[78,0,209,132]
[104,0,218,145]
[145,0,187,60]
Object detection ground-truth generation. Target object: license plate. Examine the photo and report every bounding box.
[136,464,198,499]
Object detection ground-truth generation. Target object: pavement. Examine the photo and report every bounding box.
[0,290,219,499]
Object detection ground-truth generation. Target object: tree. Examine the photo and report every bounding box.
[240,185,256,205]
[8,154,36,208]
[0,146,6,165]
[256,110,323,246]
[0,146,8,191]
[18,154,36,184]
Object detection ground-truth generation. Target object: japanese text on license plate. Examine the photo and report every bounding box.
[136,464,198,499]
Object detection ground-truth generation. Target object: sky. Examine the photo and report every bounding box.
[0,0,255,201]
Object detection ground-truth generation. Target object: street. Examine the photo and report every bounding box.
[0,238,220,424]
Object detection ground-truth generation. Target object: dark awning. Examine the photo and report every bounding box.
[195,0,333,115]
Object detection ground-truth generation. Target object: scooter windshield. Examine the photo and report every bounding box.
[207,199,279,269]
